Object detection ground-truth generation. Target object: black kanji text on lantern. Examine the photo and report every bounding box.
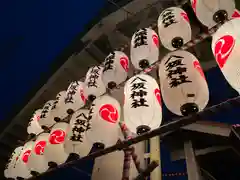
[161,9,177,28]
[65,82,78,104]
[40,102,51,119]
[87,66,101,88]
[103,52,115,72]
[133,28,148,48]
[70,113,90,142]
[130,77,149,108]
[165,55,192,88]
[52,94,61,110]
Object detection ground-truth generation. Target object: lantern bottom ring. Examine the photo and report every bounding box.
[48,161,58,169]
[136,125,151,135]
[171,37,184,49]
[30,171,40,177]
[180,103,199,116]
[67,109,74,115]
[93,142,105,150]
[88,95,96,102]
[66,153,80,162]
[28,133,36,139]
[213,9,228,24]
[139,59,150,69]
[107,81,117,89]
[54,117,61,122]
[41,126,50,132]
[16,177,24,180]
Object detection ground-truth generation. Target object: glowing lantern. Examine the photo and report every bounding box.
[159,50,209,116]
[64,81,86,115]
[232,9,240,18]
[14,141,35,179]
[38,100,55,129]
[123,74,162,134]
[158,7,191,50]
[212,18,240,93]
[64,109,92,157]
[27,109,43,135]
[44,122,69,166]
[86,95,121,147]
[84,66,106,102]
[130,28,159,70]
[102,51,129,89]
[27,133,49,174]
[4,146,23,179]
[50,91,67,122]
[190,0,235,28]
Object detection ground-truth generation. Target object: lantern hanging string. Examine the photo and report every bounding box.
[119,122,142,173]
[22,19,226,145]
[26,95,240,180]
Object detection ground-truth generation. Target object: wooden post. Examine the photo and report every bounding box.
[184,140,202,180]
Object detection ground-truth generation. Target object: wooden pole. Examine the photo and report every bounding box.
[150,136,161,180]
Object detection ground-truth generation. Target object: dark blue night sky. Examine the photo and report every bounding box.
[0,0,106,120]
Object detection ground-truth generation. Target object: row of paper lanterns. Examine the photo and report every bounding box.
[5,0,240,179]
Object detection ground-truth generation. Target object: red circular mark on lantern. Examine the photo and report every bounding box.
[80,88,86,104]
[152,34,159,47]
[154,88,161,105]
[181,12,189,23]
[120,56,129,72]
[34,141,47,155]
[49,129,66,144]
[99,104,118,123]
[192,0,197,14]
[214,35,235,68]
[193,60,205,79]
[22,150,31,163]
[232,10,240,18]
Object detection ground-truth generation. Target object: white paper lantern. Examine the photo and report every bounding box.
[159,50,209,116]
[64,109,92,157]
[27,133,49,174]
[27,109,43,135]
[85,66,106,102]
[158,7,191,50]
[232,9,240,18]
[38,100,55,129]
[49,91,67,122]
[130,28,159,70]
[190,0,235,28]
[102,51,129,89]
[44,122,69,166]
[212,18,240,93]
[64,81,87,115]
[4,146,23,179]
[14,141,35,179]
[86,95,120,147]
[123,74,162,134]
